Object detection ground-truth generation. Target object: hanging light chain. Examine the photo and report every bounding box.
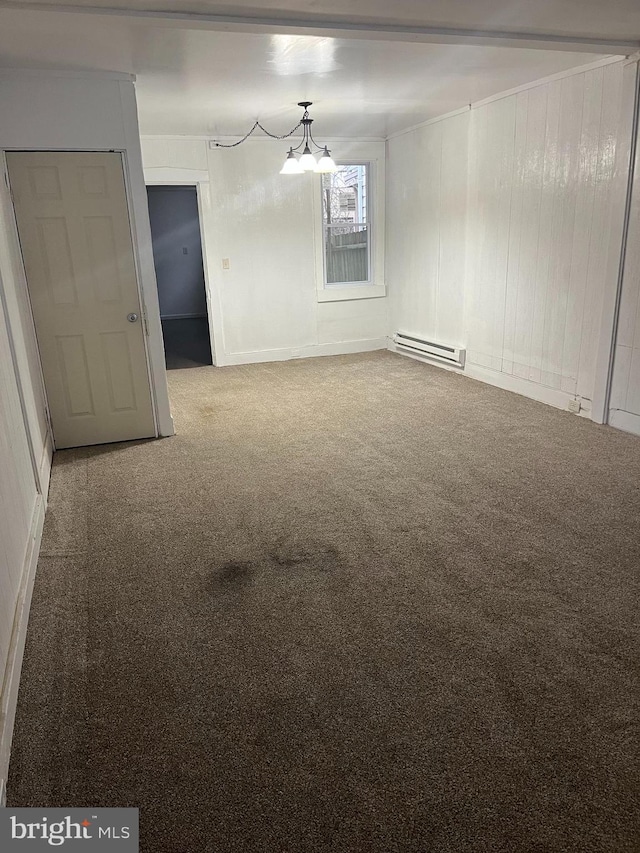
[212,119,303,148]
[212,102,337,174]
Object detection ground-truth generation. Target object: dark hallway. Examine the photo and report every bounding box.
[147,185,213,369]
[161,316,212,369]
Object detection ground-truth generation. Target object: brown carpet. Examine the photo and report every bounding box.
[7,351,640,852]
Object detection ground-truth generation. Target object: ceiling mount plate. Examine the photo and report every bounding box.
[298,101,313,109]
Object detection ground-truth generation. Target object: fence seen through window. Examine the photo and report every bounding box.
[322,164,370,285]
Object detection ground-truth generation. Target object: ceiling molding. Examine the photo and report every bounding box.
[385,106,471,141]
[0,2,638,54]
[470,53,625,108]
[385,54,626,140]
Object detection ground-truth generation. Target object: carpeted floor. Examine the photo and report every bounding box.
[7,351,640,852]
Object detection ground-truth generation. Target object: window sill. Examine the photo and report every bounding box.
[317,284,386,303]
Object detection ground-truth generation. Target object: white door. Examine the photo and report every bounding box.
[7,151,156,449]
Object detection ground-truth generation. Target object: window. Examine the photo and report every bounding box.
[313,150,385,303]
[321,163,371,286]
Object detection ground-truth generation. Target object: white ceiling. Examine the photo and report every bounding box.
[0,5,622,137]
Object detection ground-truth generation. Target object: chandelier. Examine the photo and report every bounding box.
[212,102,337,175]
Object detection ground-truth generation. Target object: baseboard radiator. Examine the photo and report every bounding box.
[393,332,466,369]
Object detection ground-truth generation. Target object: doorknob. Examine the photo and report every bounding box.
[127,313,139,323]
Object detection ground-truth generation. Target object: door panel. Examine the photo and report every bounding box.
[7,152,156,449]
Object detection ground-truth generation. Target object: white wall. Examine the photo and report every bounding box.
[141,136,388,365]
[0,154,50,800]
[387,59,630,417]
[0,171,49,488]
[386,111,469,348]
[0,193,47,801]
[0,69,173,797]
[467,60,625,410]
[0,268,45,802]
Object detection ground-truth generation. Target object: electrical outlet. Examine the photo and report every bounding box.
[567,399,581,414]
[222,258,230,270]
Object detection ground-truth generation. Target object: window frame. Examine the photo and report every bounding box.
[313,154,386,303]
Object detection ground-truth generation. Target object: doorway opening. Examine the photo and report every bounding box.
[146,185,213,370]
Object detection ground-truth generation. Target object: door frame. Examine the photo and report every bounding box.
[591,58,640,426]
[144,168,223,366]
[2,147,174,444]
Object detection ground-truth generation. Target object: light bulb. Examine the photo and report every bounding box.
[314,148,337,173]
[279,149,304,175]
[299,145,318,171]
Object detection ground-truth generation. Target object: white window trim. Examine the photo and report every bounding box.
[313,157,386,302]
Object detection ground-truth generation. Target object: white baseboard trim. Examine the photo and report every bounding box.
[0,495,46,802]
[220,338,388,367]
[609,409,640,436]
[390,344,582,414]
[464,363,577,411]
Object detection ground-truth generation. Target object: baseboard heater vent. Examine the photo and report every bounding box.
[393,332,465,369]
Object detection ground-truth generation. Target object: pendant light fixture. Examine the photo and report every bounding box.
[280,103,337,174]
[211,102,337,176]
[315,147,338,173]
[280,148,304,174]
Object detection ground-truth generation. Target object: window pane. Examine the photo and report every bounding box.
[322,164,370,285]
[322,165,368,226]
[325,223,369,284]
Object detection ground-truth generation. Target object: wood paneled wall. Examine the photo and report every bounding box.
[387,60,629,416]
[386,111,469,348]
[0,176,49,798]
[466,62,624,404]
[0,289,37,692]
